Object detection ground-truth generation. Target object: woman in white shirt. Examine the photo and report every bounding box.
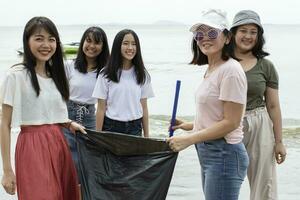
[93,29,154,137]
[0,17,85,200]
[64,26,109,172]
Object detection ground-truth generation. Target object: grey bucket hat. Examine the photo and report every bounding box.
[231,10,263,32]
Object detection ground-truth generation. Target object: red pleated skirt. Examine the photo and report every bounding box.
[15,124,79,200]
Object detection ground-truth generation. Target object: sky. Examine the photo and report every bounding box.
[0,0,299,26]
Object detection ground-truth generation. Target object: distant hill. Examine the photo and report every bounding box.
[152,20,186,26]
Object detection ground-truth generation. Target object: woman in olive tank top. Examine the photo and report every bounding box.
[229,10,286,200]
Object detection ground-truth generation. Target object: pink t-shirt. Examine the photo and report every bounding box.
[193,58,247,144]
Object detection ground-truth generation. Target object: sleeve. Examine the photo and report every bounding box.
[64,59,74,80]
[264,59,279,89]
[92,74,109,100]
[219,71,247,105]
[141,76,155,99]
[0,72,16,106]
[0,67,25,128]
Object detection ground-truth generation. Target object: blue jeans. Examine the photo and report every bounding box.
[63,101,96,173]
[103,116,142,136]
[195,139,249,200]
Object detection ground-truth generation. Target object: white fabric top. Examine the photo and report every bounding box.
[65,60,98,104]
[193,58,247,144]
[92,67,154,121]
[0,65,69,128]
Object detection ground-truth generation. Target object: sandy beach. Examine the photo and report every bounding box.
[0,127,299,200]
[168,145,300,200]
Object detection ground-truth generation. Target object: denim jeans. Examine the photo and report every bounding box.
[103,116,142,136]
[195,139,249,200]
[63,100,96,174]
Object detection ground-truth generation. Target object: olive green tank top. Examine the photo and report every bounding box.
[245,58,278,110]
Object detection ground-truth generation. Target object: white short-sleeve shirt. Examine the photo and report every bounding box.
[0,65,69,128]
[65,60,98,104]
[92,67,154,121]
[193,58,247,144]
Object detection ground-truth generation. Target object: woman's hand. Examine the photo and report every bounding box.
[275,142,286,164]
[166,134,192,152]
[69,121,87,134]
[170,119,193,131]
[1,170,16,195]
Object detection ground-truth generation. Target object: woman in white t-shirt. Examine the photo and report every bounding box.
[93,29,154,137]
[166,10,249,200]
[63,26,109,173]
[0,17,85,200]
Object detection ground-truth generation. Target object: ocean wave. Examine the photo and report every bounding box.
[149,115,300,139]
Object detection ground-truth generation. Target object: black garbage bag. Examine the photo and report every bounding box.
[76,129,178,200]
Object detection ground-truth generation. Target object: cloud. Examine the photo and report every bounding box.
[0,0,299,26]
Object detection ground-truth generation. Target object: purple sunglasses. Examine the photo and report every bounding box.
[193,29,221,42]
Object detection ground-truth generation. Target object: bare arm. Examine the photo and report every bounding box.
[171,119,194,131]
[95,99,106,131]
[0,104,16,195]
[167,101,244,151]
[265,87,282,143]
[141,98,149,137]
[265,87,286,164]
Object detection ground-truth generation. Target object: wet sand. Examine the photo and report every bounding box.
[0,132,299,200]
[167,145,300,200]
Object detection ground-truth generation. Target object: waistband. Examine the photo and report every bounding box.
[104,116,142,124]
[68,100,94,108]
[21,124,60,132]
[245,106,266,116]
[203,138,226,145]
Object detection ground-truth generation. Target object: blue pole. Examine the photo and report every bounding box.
[169,80,181,137]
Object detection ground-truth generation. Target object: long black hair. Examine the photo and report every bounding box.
[229,25,269,59]
[102,29,149,84]
[75,26,110,77]
[190,29,236,65]
[22,16,69,101]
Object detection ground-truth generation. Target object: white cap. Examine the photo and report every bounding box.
[190,9,229,32]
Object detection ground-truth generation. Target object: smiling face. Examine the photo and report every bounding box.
[195,25,228,57]
[83,33,103,59]
[234,24,258,53]
[28,28,56,65]
[121,33,136,65]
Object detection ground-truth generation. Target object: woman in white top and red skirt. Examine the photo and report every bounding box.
[0,17,85,200]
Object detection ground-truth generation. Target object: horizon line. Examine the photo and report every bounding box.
[0,21,300,27]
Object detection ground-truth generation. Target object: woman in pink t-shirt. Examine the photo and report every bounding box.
[167,9,249,200]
